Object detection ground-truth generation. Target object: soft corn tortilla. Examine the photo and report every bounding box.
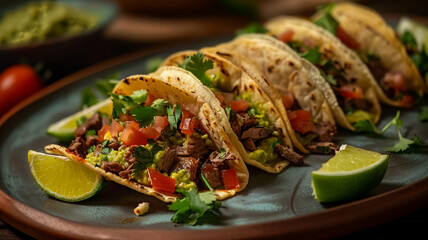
[46,75,249,202]
[314,2,426,105]
[265,16,382,130]
[158,52,295,173]
[204,34,336,152]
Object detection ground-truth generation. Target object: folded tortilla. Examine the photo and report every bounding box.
[205,34,337,153]
[265,16,382,131]
[158,51,301,173]
[313,2,426,106]
[46,74,249,202]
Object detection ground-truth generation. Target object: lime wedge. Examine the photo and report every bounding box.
[46,99,112,142]
[311,145,388,203]
[397,17,428,54]
[28,150,104,202]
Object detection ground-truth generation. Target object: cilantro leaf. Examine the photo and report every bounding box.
[130,105,157,127]
[385,111,425,153]
[419,106,428,122]
[130,89,148,105]
[95,73,120,97]
[201,173,213,191]
[300,46,322,64]
[385,136,416,153]
[167,104,181,129]
[218,149,227,159]
[235,22,268,36]
[314,12,339,35]
[225,105,232,120]
[132,146,153,174]
[151,98,170,116]
[168,189,221,225]
[400,31,418,52]
[85,130,96,138]
[81,87,98,108]
[182,52,214,88]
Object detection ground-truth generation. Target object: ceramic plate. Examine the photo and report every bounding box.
[0,38,428,240]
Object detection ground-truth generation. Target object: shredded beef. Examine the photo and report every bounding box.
[86,135,99,147]
[306,142,336,154]
[119,169,133,180]
[171,156,199,181]
[241,113,258,131]
[101,160,124,174]
[229,113,242,136]
[75,113,102,139]
[312,121,337,142]
[175,137,212,159]
[124,145,138,164]
[108,137,120,150]
[160,146,178,172]
[68,137,87,158]
[201,162,222,189]
[241,127,270,141]
[274,144,304,165]
[243,138,257,151]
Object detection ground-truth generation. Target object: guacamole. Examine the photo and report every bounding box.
[0,1,97,46]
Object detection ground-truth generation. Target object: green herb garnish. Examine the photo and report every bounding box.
[167,104,181,129]
[235,22,268,36]
[181,52,214,88]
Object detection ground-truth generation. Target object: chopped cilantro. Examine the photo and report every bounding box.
[419,106,428,122]
[218,149,227,159]
[181,52,214,88]
[400,31,418,52]
[167,104,181,129]
[111,91,157,127]
[314,3,339,35]
[129,89,148,105]
[315,144,333,154]
[168,189,221,225]
[132,146,154,174]
[271,138,282,149]
[235,22,268,36]
[85,129,97,138]
[300,46,322,64]
[76,115,88,127]
[225,105,232,120]
[130,105,157,127]
[151,98,170,116]
[355,111,399,135]
[201,173,213,191]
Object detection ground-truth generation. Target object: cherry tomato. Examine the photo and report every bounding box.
[147,167,176,194]
[279,30,295,43]
[336,26,360,50]
[0,64,43,116]
[221,168,240,190]
[231,100,249,112]
[339,85,363,99]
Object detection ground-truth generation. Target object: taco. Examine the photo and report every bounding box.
[45,74,249,202]
[312,2,426,107]
[205,34,337,154]
[265,16,382,131]
[157,52,304,173]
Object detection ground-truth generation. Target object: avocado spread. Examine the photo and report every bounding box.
[238,92,270,127]
[0,1,97,46]
[248,137,280,164]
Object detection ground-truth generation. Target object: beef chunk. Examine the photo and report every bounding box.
[68,137,87,158]
[201,162,222,189]
[306,142,336,154]
[86,135,99,147]
[176,137,212,159]
[241,127,270,141]
[107,137,120,150]
[243,138,257,151]
[312,121,337,142]
[229,112,242,136]
[274,144,304,165]
[75,113,102,139]
[119,169,133,180]
[240,113,258,131]
[160,146,178,172]
[124,145,138,164]
[101,161,124,174]
[171,156,199,181]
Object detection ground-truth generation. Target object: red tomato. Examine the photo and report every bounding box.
[384,72,407,93]
[145,94,156,106]
[109,120,124,138]
[125,121,140,130]
[396,94,414,107]
[221,168,240,190]
[231,100,249,112]
[0,64,43,116]
[339,85,363,99]
[147,168,176,194]
[279,30,294,43]
[281,92,294,109]
[98,125,110,142]
[121,126,147,146]
[289,110,314,134]
[180,118,197,136]
[287,109,297,120]
[152,116,169,132]
[143,126,161,141]
[336,26,360,50]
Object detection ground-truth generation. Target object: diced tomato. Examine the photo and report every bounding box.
[339,84,363,99]
[143,126,161,141]
[145,94,156,106]
[147,168,176,194]
[384,72,408,93]
[125,121,140,130]
[98,125,110,142]
[336,25,360,50]
[288,110,314,134]
[152,116,169,132]
[119,114,135,122]
[231,100,249,112]
[180,118,197,136]
[222,168,240,190]
[109,120,124,138]
[121,126,147,146]
[396,94,414,107]
[279,30,294,43]
[281,92,295,109]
